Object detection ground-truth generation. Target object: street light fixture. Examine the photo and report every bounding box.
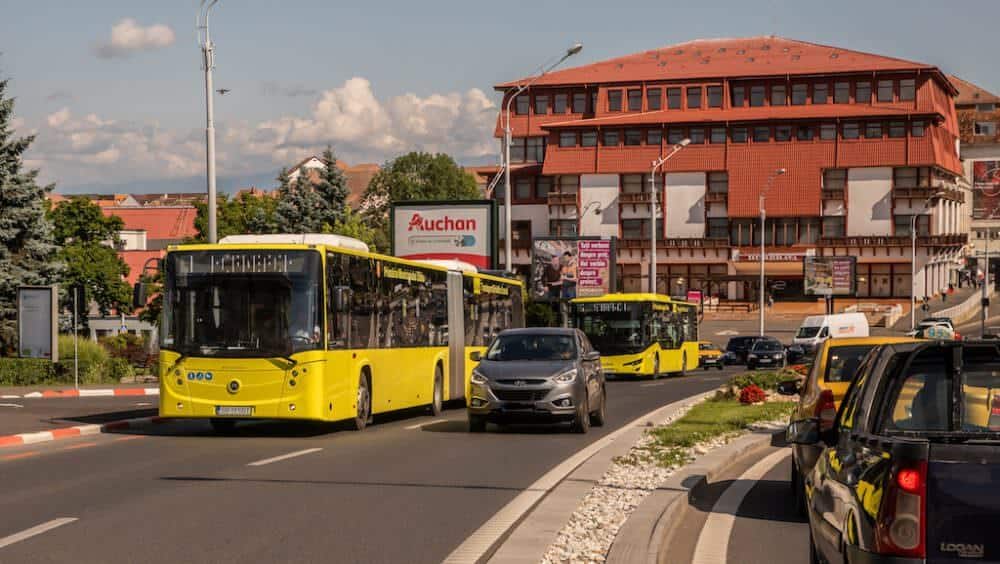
[499,43,583,274]
[759,168,786,336]
[910,191,947,331]
[649,139,691,293]
[198,0,220,244]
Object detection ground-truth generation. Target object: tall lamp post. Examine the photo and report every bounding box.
[649,139,691,293]
[759,168,786,336]
[501,43,583,273]
[198,0,220,244]
[910,191,946,331]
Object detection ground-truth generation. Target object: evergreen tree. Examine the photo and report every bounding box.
[314,145,350,227]
[0,78,61,353]
[274,167,327,233]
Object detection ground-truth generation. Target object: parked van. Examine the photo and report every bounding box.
[792,312,868,351]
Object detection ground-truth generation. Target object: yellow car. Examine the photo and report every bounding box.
[697,341,724,371]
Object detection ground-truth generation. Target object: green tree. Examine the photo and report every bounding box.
[0,77,62,353]
[193,191,278,242]
[274,167,328,233]
[314,146,350,227]
[327,207,380,252]
[361,152,480,250]
[48,196,124,244]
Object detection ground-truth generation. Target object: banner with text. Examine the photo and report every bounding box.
[803,256,857,297]
[391,201,496,269]
[530,237,616,302]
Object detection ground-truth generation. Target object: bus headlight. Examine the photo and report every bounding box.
[554,368,578,383]
[471,370,488,385]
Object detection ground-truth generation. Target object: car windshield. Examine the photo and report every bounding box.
[796,326,821,338]
[486,334,577,361]
[727,338,755,352]
[699,343,716,351]
[752,340,782,353]
[825,345,875,383]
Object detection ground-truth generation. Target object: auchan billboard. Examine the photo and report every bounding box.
[391,201,497,269]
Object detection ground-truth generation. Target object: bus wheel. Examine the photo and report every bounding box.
[429,365,444,416]
[350,372,372,431]
[210,418,236,434]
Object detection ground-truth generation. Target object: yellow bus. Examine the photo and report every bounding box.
[153,234,523,431]
[570,293,699,378]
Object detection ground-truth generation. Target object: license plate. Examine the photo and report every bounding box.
[215,406,254,416]
[759,358,772,363]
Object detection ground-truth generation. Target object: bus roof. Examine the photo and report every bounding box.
[570,292,695,306]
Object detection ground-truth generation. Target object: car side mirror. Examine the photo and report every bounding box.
[333,286,351,313]
[786,419,820,445]
[132,283,146,308]
[777,380,801,396]
[583,350,600,362]
[469,351,482,362]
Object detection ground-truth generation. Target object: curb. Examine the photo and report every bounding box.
[605,425,782,564]
[1,388,159,399]
[0,415,166,449]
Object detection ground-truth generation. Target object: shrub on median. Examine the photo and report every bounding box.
[730,370,794,391]
[54,335,118,384]
[0,358,59,386]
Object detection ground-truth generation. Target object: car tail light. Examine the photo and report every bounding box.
[953,332,962,341]
[874,461,927,558]
[815,389,836,432]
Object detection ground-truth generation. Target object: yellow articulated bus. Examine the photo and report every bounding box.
[570,293,699,378]
[154,234,523,432]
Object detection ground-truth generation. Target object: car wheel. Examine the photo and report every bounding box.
[717,365,724,371]
[590,385,607,427]
[468,414,487,433]
[428,365,444,416]
[572,393,591,434]
[210,418,236,434]
[349,372,371,431]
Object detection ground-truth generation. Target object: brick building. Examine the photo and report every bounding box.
[491,36,970,301]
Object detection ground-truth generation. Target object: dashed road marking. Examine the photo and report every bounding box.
[639,381,670,387]
[0,518,78,549]
[404,419,448,430]
[0,403,23,408]
[247,448,323,467]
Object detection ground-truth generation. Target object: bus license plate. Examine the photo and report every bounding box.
[215,406,254,416]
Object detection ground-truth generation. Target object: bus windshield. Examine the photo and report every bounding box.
[162,250,323,357]
[573,302,650,355]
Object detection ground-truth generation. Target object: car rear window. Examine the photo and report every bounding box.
[824,345,874,383]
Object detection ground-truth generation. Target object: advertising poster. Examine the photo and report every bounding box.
[531,237,616,301]
[973,160,1000,214]
[803,257,856,296]
[17,286,58,361]
[391,201,496,269]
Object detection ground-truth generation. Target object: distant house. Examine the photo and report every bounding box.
[286,155,380,208]
[101,206,198,250]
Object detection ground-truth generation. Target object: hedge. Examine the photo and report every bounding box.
[0,358,59,386]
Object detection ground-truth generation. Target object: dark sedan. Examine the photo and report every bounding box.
[746,337,786,369]
[467,328,607,433]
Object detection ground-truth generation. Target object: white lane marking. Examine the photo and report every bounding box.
[0,395,20,399]
[134,402,153,407]
[715,330,739,336]
[640,381,670,387]
[442,389,717,564]
[246,448,323,467]
[0,403,23,408]
[691,448,790,564]
[404,419,448,430]
[0,518,78,549]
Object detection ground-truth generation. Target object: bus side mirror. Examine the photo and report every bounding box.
[469,351,482,362]
[132,283,146,308]
[333,286,351,313]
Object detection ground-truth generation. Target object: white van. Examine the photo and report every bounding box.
[792,313,869,351]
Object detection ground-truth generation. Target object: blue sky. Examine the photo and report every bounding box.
[2,0,998,193]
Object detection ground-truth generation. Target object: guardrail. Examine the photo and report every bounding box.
[933,288,996,326]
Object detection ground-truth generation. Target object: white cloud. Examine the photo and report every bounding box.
[94,18,175,59]
[24,78,499,190]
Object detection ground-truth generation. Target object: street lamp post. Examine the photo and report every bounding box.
[501,43,583,273]
[198,0,220,244]
[649,139,691,293]
[758,169,786,336]
[910,191,946,331]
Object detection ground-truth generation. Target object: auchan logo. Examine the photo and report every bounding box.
[407,213,477,232]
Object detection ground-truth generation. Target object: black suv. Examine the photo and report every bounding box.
[724,336,762,365]
[788,340,1000,563]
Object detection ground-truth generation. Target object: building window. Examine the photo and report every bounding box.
[774,218,798,246]
[820,123,837,140]
[687,86,702,109]
[625,129,643,146]
[550,220,578,237]
[515,177,533,200]
[557,175,580,194]
[730,219,753,246]
[647,88,662,111]
[689,127,705,144]
[621,218,663,240]
[628,89,643,111]
[814,83,829,104]
[553,94,568,114]
[515,95,530,115]
[648,129,662,145]
[877,80,894,102]
[603,130,620,146]
[608,90,623,112]
[710,127,727,144]
[799,218,820,244]
[775,125,792,141]
[750,85,765,107]
[511,220,532,249]
[797,125,815,141]
[823,169,847,190]
[895,215,930,237]
[834,82,850,104]
[534,95,549,115]
[536,176,552,199]
[855,81,871,104]
[731,85,746,107]
[911,120,926,137]
[900,79,916,101]
[753,126,770,142]
[791,84,807,105]
[665,127,683,144]
[771,84,787,106]
[822,217,846,237]
[527,137,545,162]
[559,131,577,147]
[894,167,929,188]
[888,121,906,138]
[707,86,723,108]
[707,218,728,239]
[581,130,597,147]
[510,139,525,162]
[865,122,883,139]
[708,171,728,193]
[573,92,587,113]
[732,126,748,143]
[975,122,997,136]
[843,122,860,139]
[621,174,644,194]
[591,91,598,113]
[977,103,996,112]
[667,88,681,109]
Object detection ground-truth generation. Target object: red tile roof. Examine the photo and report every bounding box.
[119,250,164,285]
[497,36,955,94]
[102,207,198,241]
[949,75,1000,106]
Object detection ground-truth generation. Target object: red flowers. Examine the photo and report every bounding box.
[739,384,767,404]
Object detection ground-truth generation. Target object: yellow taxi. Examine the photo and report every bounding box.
[697,341,724,371]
